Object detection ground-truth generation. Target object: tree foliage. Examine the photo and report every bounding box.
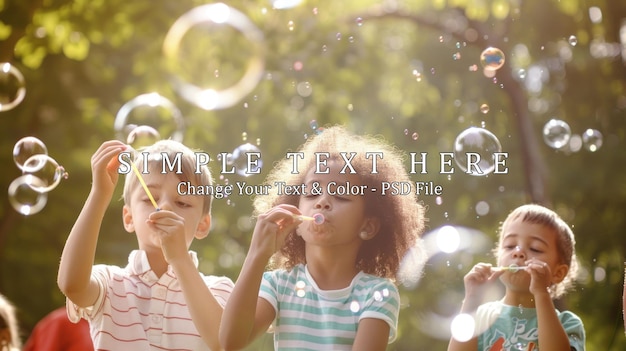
[0,0,624,349]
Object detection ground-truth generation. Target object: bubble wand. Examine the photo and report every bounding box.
[293,213,325,224]
[121,154,159,211]
[492,264,528,273]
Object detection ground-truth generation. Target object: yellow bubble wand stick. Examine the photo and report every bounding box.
[124,154,159,210]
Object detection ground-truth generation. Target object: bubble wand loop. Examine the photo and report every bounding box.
[293,213,325,224]
[125,155,159,210]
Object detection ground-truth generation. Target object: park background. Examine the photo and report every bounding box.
[1,0,625,349]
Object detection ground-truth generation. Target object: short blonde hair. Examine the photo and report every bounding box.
[122,140,213,214]
[0,294,21,350]
[497,204,579,299]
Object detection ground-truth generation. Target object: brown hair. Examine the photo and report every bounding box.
[253,125,427,282]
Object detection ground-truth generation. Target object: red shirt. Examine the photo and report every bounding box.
[24,307,93,351]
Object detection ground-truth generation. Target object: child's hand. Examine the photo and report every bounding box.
[249,204,302,262]
[525,259,552,296]
[147,209,188,264]
[91,140,127,195]
[462,263,503,308]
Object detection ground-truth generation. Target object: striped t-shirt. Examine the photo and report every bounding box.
[67,250,234,351]
[259,264,400,351]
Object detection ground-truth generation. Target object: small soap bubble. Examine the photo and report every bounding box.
[480,104,490,114]
[22,154,68,193]
[241,132,248,141]
[13,136,48,170]
[309,119,318,130]
[568,35,578,46]
[162,3,265,110]
[8,175,48,215]
[126,125,161,149]
[479,47,505,71]
[582,128,603,152]
[229,143,262,177]
[453,127,502,176]
[0,62,27,112]
[355,17,363,26]
[313,213,325,224]
[114,93,184,145]
[542,119,571,149]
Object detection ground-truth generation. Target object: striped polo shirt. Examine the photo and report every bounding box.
[67,250,234,351]
[259,264,399,350]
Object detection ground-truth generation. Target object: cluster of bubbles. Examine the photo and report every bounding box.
[9,137,68,215]
[542,118,603,152]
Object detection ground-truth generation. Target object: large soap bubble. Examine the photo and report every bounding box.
[114,92,185,148]
[163,3,265,110]
[453,127,503,176]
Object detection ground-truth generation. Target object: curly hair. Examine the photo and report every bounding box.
[496,204,579,299]
[253,125,427,282]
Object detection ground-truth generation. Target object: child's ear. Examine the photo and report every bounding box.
[551,263,569,284]
[122,205,134,233]
[195,213,211,239]
[360,217,381,240]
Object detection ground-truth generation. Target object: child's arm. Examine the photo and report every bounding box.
[153,209,228,351]
[447,263,503,351]
[529,262,572,350]
[57,141,127,307]
[219,205,302,350]
[353,317,391,351]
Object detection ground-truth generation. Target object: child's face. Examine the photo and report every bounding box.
[123,171,209,252]
[496,217,566,289]
[297,160,375,247]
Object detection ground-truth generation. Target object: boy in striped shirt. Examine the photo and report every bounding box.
[58,140,233,350]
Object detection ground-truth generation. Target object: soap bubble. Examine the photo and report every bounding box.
[163,3,265,110]
[13,136,48,170]
[8,175,48,215]
[21,154,68,193]
[228,142,262,176]
[114,92,184,145]
[0,62,26,111]
[479,47,505,71]
[542,119,571,149]
[453,127,502,176]
[582,128,603,152]
[126,125,161,150]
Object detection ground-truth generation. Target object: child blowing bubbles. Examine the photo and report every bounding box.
[219,125,427,350]
[57,140,234,351]
[447,204,585,351]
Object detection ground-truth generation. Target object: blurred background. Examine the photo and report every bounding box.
[0,0,625,349]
